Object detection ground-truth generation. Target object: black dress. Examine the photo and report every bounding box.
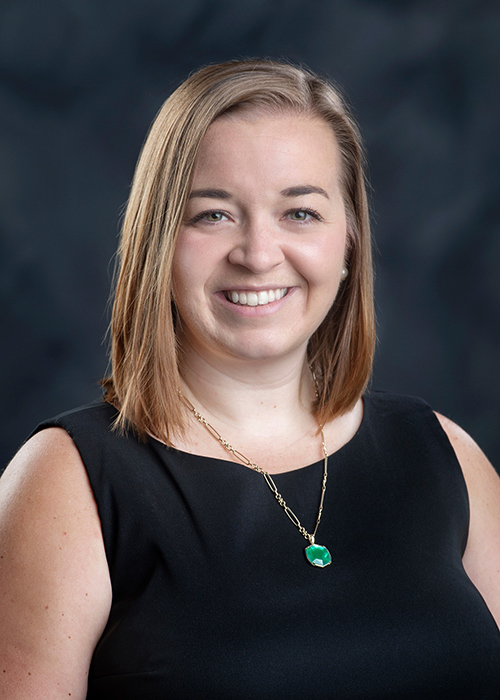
[33,392,500,699]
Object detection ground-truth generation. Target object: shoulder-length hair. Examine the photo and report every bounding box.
[102,58,375,442]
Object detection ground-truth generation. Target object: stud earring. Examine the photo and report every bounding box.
[340,267,348,280]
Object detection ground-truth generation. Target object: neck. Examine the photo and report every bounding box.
[178,343,316,439]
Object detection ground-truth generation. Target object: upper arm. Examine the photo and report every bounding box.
[0,428,112,699]
[436,413,500,629]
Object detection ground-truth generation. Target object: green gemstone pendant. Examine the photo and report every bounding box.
[305,543,331,568]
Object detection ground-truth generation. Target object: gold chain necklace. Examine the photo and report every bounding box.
[182,395,332,568]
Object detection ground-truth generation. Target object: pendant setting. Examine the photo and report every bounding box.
[305,543,331,568]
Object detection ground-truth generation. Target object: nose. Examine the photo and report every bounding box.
[227,219,285,274]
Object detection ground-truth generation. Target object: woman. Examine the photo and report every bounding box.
[1,59,500,699]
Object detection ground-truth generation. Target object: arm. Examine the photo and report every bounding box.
[0,428,112,699]
[436,413,500,629]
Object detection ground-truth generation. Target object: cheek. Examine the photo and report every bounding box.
[294,233,347,287]
[173,232,228,288]
[171,235,202,299]
[171,254,186,304]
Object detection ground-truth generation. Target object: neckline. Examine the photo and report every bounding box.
[149,395,369,476]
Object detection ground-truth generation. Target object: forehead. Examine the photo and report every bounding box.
[192,112,342,189]
[205,108,337,148]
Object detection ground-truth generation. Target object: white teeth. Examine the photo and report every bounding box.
[226,288,288,306]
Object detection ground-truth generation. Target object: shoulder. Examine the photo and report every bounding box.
[0,426,111,697]
[0,425,99,527]
[363,391,453,449]
[435,413,500,502]
[435,413,495,471]
[364,390,436,423]
[31,399,119,439]
[435,412,500,629]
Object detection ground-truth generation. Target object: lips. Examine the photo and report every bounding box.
[224,287,288,306]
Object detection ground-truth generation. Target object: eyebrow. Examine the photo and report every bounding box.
[188,185,330,201]
[281,185,330,199]
[188,188,232,200]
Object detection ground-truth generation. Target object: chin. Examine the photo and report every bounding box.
[217,336,308,363]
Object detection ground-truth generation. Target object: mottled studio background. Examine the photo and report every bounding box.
[1,0,499,470]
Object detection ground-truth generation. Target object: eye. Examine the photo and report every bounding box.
[285,208,322,223]
[188,210,229,225]
[203,211,227,222]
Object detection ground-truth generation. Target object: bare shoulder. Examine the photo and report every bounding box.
[435,412,500,629]
[435,413,500,506]
[0,428,112,699]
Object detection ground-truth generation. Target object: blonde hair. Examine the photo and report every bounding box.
[102,58,375,441]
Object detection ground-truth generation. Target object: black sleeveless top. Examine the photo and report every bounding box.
[33,392,500,699]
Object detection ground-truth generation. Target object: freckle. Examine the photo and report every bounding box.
[45,605,49,609]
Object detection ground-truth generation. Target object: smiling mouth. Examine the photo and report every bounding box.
[224,288,289,306]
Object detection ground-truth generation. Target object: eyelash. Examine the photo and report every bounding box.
[189,210,229,224]
[284,208,323,222]
[187,207,324,225]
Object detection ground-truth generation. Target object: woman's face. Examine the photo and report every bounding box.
[172,111,348,366]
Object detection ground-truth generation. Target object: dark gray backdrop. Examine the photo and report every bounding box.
[1,0,499,470]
